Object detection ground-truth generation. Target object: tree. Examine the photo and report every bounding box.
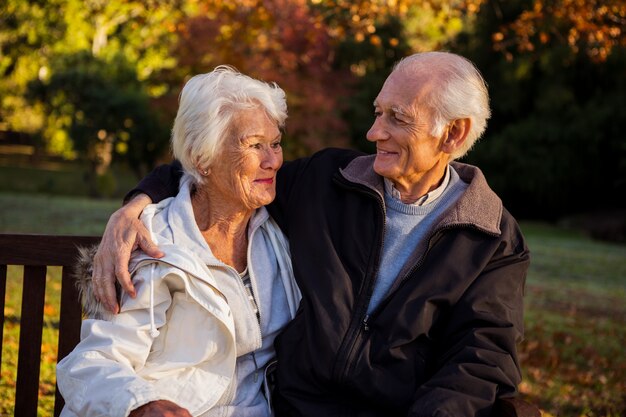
[455,0,626,219]
[309,0,484,151]
[27,52,168,196]
[1,0,183,192]
[491,0,626,63]
[169,0,353,157]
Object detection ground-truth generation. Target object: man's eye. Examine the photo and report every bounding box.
[374,111,382,117]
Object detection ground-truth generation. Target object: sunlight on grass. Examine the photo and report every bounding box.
[519,222,626,416]
[0,192,119,235]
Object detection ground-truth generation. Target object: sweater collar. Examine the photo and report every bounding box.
[339,155,503,235]
[383,164,451,206]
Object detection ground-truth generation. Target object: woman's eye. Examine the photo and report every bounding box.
[250,143,262,149]
[374,111,382,117]
[271,141,282,149]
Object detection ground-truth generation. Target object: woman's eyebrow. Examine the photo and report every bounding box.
[240,132,263,140]
[240,132,281,141]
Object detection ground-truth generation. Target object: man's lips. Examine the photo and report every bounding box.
[377,149,397,155]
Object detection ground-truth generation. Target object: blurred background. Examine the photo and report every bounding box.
[0,1,625,416]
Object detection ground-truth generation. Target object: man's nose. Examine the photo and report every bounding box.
[366,117,388,142]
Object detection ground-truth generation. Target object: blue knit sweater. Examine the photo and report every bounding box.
[367,167,468,314]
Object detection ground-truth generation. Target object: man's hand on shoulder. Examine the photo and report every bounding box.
[92,193,163,313]
[129,400,192,417]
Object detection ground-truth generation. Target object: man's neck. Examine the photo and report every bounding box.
[385,165,451,206]
[392,163,449,205]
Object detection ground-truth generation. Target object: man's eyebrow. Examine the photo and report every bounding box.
[391,105,415,118]
[372,101,414,119]
[372,100,411,113]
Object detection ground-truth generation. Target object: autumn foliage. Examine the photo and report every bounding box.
[492,0,626,62]
[1,2,626,416]
[1,0,625,210]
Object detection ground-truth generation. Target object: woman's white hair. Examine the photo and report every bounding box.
[171,65,287,184]
[393,51,491,160]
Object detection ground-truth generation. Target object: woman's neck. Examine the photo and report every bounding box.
[191,184,253,272]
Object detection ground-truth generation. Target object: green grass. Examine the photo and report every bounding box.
[1,195,625,416]
[0,192,119,235]
[519,221,626,417]
[0,154,141,198]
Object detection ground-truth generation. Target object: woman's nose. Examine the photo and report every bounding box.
[261,147,282,170]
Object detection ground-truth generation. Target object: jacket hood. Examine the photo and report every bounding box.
[73,242,230,324]
[72,244,119,320]
[74,177,298,324]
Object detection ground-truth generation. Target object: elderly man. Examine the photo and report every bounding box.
[93,51,529,417]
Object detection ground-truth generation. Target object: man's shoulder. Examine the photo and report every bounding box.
[312,147,365,159]
[295,147,365,169]
[279,148,365,186]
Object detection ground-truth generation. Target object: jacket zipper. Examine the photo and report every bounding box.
[331,177,386,385]
[366,223,500,320]
[332,173,503,384]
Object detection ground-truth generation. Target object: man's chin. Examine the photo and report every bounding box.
[372,162,394,179]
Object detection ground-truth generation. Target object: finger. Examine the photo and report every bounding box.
[91,256,104,303]
[115,250,136,298]
[92,264,112,313]
[138,234,164,259]
[96,249,120,312]
[102,277,120,314]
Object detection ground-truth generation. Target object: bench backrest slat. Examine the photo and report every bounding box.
[54,266,84,417]
[15,266,47,417]
[0,234,100,417]
[0,265,7,374]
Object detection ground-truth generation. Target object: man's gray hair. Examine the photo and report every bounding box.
[171,66,288,184]
[393,51,491,160]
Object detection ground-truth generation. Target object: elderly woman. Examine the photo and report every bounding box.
[56,67,300,417]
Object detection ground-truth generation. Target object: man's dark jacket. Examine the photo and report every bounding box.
[132,148,530,417]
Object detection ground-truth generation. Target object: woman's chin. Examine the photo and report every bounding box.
[246,194,276,210]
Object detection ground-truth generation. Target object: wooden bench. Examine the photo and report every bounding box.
[0,233,540,417]
[0,234,100,417]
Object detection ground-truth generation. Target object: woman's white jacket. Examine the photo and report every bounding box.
[56,192,300,417]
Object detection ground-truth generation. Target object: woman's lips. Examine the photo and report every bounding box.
[255,178,274,184]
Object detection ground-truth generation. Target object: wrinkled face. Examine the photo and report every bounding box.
[366,70,447,191]
[208,107,283,211]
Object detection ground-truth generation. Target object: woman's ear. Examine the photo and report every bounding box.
[441,118,471,153]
